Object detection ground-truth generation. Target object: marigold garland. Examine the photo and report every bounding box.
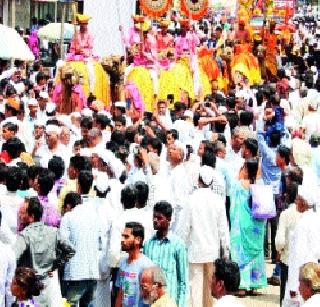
[180,0,209,20]
[140,0,173,18]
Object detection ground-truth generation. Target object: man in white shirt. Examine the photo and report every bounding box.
[37,125,69,167]
[60,170,100,306]
[286,185,320,303]
[301,100,320,141]
[211,258,244,307]
[178,165,229,307]
[275,182,302,304]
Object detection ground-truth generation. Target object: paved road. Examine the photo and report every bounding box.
[214,261,280,306]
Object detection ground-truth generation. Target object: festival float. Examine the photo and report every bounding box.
[54,10,110,113]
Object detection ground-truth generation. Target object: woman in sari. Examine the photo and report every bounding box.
[230,158,267,296]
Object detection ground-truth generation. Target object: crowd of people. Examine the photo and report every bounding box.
[0,4,320,307]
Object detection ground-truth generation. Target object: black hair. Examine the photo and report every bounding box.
[288,166,303,185]
[167,129,179,141]
[239,111,254,126]
[46,119,59,126]
[226,96,236,109]
[269,130,281,148]
[37,169,55,196]
[244,138,258,157]
[150,138,162,156]
[256,91,264,106]
[277,145,290,165]
[48,156,65,180]
[113,115,126,127]
[201,140,215,154]
[245,158,259,184]
[214,258,240,292]
[110,130,126,146]
[286,181,298,204]
[16,162,29,191]
[95,114,110,130]
[80,117,93,130]
[0,163,7,183]
[125,221,145,247]
[69,156,92,173]
[36,72,47,84]
[27,197,43,221]
[28,166,43,181]
[153,201,173,219]
[4,137,24,159]
[202,150,216,168]
[217,134,227,146]
[64,192,81,210]
[134,181,149,208]
[13,267,44,298]
[6,166,22,192]
[121,185,136,210]
[78,170,93,195]
[3,122,18,133]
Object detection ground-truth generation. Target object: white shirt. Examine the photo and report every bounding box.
[37,143,70,168]
[0,191,23,236]
[0,241,15,307]
[275,203,302,265]
[287,210,320,294]
[177,188,229,263]
[302,112,320,141]
[304,294,320,306]
[60,198,100,280]
[92,197,114,278]
[215,295,244,307]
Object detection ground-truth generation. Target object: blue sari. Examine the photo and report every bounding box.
[230,181,267,290]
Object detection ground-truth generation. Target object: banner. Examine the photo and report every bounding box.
[84,0,136,56]
[140,0,173,18]
[180,0,209,20]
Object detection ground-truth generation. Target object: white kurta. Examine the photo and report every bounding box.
[286,210,320,296]
[176,187,229,263]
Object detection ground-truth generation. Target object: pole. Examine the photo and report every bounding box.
[60,2,66,60]
[55,1,57,23]
[11,0,15,28]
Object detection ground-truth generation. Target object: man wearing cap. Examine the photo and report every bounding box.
[70,14,93,58]
[37,125,68,168]
[286,185,320,303]
[38,91,49,122]
[301,99,320,141]
[177,165,229,307]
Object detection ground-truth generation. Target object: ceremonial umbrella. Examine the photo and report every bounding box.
[38,23,74,41]
[0,24,35,61]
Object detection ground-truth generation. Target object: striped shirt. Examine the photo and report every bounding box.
[143,233,188,307]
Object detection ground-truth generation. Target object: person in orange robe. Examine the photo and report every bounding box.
[264,21,278,79]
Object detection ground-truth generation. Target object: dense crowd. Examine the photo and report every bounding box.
[0,5,320,307]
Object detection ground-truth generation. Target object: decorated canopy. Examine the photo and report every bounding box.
[140,0,173,18]
[180,0,209,20]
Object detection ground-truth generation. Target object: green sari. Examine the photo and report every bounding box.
[230,181,267,290]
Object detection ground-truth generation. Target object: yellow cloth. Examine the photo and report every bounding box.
[57,179,96,212]
[64,61,110,106]
[151,294,177,307]
[158,61,194,105]
[199,67,211,97]
[232,44,262,85]
[127,66,154,112]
